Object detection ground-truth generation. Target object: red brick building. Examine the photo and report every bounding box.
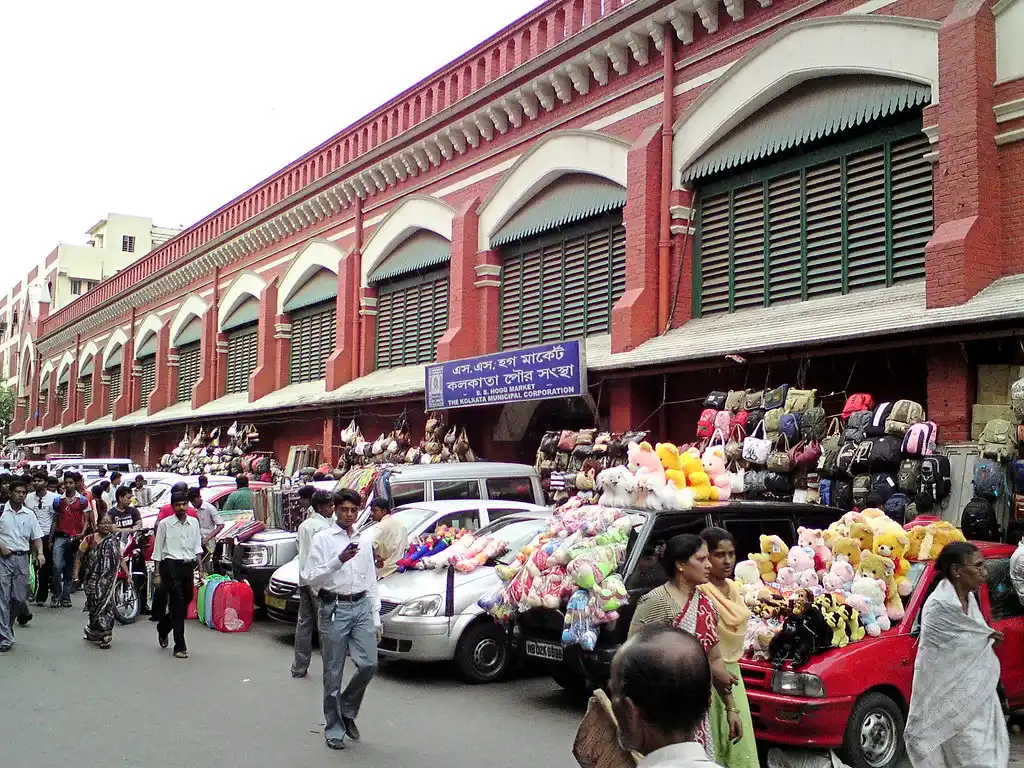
[12,0,1024,468]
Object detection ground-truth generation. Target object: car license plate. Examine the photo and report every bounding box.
[265,595,286,610]
[525,640,563,661]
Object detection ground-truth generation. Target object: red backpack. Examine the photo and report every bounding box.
[842,393,875,420]
[696,409,717,439]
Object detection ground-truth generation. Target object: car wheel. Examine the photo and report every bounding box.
[455,622,510,684]
[841,691,905,768]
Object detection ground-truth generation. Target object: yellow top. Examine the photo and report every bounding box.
[698,579,750,663]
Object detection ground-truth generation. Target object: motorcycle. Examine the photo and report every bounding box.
[113,529,152,625]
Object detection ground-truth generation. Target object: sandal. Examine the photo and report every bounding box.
[173,650,189,659]
[99,637,112,650]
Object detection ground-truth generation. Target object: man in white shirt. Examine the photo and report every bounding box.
[610,625,721,768]
[186,487,224,548]
[24,472,59,606]
[301,488,380,751]
[291,490,335,678]
[1010,538,1024,604]
[152,492,204,659]
[0,478,46,652]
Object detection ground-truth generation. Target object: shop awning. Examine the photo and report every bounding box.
[681,76,932,183]
[368,231,451,284]
[490,173,627,248]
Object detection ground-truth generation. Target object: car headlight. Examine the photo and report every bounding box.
[242,546,270,567]
[771,670,825,698]
[397,595,442,617]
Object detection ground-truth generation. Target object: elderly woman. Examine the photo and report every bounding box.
[904,541,1009,767]
[629,533,742,761]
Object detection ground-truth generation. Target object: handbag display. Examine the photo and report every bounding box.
[728,461,746,495]
[767,435,793,473]
[763,384,790,411]
[820,417,844,453]
[742,422,772,466]
[725,424,746,464]
[789,439,822,469]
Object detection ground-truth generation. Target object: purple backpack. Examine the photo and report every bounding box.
[902,421,937,456]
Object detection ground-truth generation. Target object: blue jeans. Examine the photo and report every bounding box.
[318,596,378,743]
[51,535,78,603]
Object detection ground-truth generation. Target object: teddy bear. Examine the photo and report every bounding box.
[906,525,928,561]
[844,592,881,637]
[597,466,630,508]
[850,575,891,633]
[759,534,790,582]
[830,536,862,569]
[850,521,875,554]
[687,469,713,502]
[701,444,732,501]
[750,553,777,584]
[873,531,912,597]
[786,546,817,589]
[734,559,766,603]
[798,526,832,573]
[825,559,855,592]
[913,521,967,561]
[776,566,798,591]
[857,552,904,622]
[628,441,665,479]
[656,442,683,473]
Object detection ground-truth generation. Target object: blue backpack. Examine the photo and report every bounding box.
[1011,459,1024,494]
[819,479,832,507]
[780,413,801,442]
[972,460,1003,500]
[883,493,911,525]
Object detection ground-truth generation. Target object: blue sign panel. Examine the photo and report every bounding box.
[425,340,587,410]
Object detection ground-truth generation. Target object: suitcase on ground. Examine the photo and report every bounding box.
[211,580,254,633]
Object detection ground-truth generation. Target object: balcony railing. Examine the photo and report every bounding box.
[41,0,639,339]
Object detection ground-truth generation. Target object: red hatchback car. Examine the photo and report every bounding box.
[740,540,1024,768]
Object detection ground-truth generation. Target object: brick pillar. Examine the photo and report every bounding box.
[147,325,175,414]
[437,197,484,361]
[191,312,218,409]
[326,253,358,390]
[13,396,26,433]
[612,124,662,353]
[668,188,695,329]
[84,355,104,424]
[42,369,57,430]
[475,250,502,355]
[925,1,1001,308]
[321,417,336,466]
[926,343,972,443]
[60,361,79,427]
[213,333,228,399]
[113,340,134,420]
[609,378,652,434]
[143,431,152,469]
[108,432,116,457]
[358,287,378,377]
[250,279,284,401]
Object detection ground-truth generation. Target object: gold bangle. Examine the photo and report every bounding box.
[727,708,739,714]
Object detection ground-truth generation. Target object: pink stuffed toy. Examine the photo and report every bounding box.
[827,560,855,590]
[701,444,732,501]
[628,441,665,479]
[776,567,798,590]
[798,526,832,573]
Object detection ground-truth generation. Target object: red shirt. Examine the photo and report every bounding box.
[54,495,88,537]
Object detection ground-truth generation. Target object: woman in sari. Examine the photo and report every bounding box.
[72,512,122,649]
[698,527,759,768]
[629,533,742,761]
[904,541,1009,767]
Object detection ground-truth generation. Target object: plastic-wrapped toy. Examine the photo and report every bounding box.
[701,444,732,501]
[451,536,507,573]
[734,559,766,604]
[592,573,629,613]
[567,545,619,589]
[850,575,891,632]
[798,526,832,573]
[562,589,598,650]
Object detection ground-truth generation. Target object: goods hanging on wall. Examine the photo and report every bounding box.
[335,412,476,472]
[157,423,284,479]
[533,429,649,505]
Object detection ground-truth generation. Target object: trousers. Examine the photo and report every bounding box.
[318,596,378,743]
[0,554,30,649]
[291,585,319,676]
[34,539,53,603]
[156,559,195,653]
[51,535,78,603]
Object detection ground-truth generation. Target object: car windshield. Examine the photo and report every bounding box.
[902,560,929,599]
[391,506,439,534]
[472,517,550,565]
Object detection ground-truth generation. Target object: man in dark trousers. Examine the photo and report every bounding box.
[148,481,194,622]
[51,475,90,608]
[152,491,203,659]
[24,471,59,610]
[0,478,46,652]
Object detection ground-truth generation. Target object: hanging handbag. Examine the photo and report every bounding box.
[767,435,793,473]
[789,439,822,469]
[729,461,746,495]
[820,417,843,453]
[725,424,746,464]
[725,390,750,412]
[743,390,764,410]
[703,391,728,410]
[763,384,790,411]
[742,422,772,466]
[784,388,816,414]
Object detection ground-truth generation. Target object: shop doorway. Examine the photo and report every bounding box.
[516,397,599,465]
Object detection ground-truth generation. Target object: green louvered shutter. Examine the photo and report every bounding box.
[39,386,48,414]
[107,366,121,415]
[176,342,201,403]
[698,193,730,315]
[57,383,68,412]
[732,184,766,309]
[845,145,887,290]
[804,160,844,298]
[767,172,802,304]
[289,301,336,384]
[889,132,931,282]
[139,356,156,408]
[226,324,259,394]
[81,374,93,408]
[375,268,449,369]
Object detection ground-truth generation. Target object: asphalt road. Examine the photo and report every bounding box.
[2,605,1021,768]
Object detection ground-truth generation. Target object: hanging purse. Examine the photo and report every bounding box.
[789,439,822,469]
[728,461,746,495]
[820,417,843,453]
[767,434,792,473]
[742,422,772,466]
[725,424,746,464]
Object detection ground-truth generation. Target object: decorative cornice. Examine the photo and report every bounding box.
[474,264,502,278]
[995,127,1024,146]
[995,98,1024,124]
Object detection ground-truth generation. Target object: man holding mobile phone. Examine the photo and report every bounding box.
[301,488,381,751]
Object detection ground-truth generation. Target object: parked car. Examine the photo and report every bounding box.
[740,540,1024,768]
[264,499,549,625]
[140,482,272,529]
[378,507,551,683]
[38,457,140,476]
[514,501,843,693]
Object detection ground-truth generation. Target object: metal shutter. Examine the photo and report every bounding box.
[289,301,336,383]
[767,172,801,304]
[57,383,68,412]
[140,356,156,408]
[499,212,625,350]
[845,145,887,291]
[81,375,93,408]
[226,324,258,394]
[889,132,931,282]
[107,365,121,415]
[804,159,843,298]
[375,268,450,369]
[176,342,201,403]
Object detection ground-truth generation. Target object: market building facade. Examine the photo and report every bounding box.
[11,0,1024,472]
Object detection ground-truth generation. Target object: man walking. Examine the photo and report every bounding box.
[51,475,90,608]
[610,625,720,767]
[301,488,380,750]
[366,498,408,580]
[292,490,335,678]
[0,478,46,652]
[24,472,59,606]
[152,491,203,659]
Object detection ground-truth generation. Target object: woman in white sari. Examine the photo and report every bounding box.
[904,541,1009,767]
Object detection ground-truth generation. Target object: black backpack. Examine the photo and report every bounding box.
[871,473,897,502]
[844,411,873,443]
[765,472,793,497]
[852,474,872,507]
[919,456,952,502]
[961,496,1000,542]
[747,408,767,433]
[832,478,854,510]
[884,493,911,525]
[898,459,922,495]
[801,407,827,441]
[866,402,894,437]
[867,436,902,471]
[835,443,858,478]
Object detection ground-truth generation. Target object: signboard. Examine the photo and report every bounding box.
[425,340,587,410]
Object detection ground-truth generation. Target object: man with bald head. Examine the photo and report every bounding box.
[609,624,721,767]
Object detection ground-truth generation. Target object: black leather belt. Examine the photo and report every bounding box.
[2,550,29,557]
[318,590,366,603]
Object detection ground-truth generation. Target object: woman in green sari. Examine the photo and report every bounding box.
[73,512,122,649]
[699,527,759,768]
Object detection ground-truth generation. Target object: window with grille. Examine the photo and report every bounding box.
[81,375,93,409]
[122,235,135,253]
[694,120,931,316]
[500,212,626,350]
[375,268,449,369]
[139,356,156,408]
[107,365,122,414]
[289,301,336,384]
[57,382,69,412]
[176,342,201,403]
[226,324,258,394]
[71,280,83,295]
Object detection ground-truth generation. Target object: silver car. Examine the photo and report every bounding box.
[378,506,551,684]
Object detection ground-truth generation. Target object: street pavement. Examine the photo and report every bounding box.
[2,604,1022,768]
